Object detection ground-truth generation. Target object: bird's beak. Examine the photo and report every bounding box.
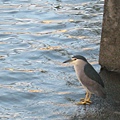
[63,59,73,63]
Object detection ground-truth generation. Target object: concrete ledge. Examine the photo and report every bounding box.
[70,69,120,120]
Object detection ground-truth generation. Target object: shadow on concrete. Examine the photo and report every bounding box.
[69,69,120,120]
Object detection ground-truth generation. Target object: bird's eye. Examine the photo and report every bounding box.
[74,58,77,60]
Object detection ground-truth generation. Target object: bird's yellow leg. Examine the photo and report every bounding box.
[85,93,92,103]
[76,92,92,105]
[76,92,90,105]
[85,92,89,100]
[80,92,88,102]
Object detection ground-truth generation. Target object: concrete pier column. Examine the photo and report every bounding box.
[99,0,120,73]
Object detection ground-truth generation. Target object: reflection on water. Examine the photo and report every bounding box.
[0,0,104,119]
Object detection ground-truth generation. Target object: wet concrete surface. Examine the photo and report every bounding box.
[70,69,120,120]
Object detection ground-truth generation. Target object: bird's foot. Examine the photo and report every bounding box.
[75,100,92,105]
[86,100,92,103]
[80,98,85,102]
[75,101,90,105]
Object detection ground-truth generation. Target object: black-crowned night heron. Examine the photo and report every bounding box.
[63,55,106,105]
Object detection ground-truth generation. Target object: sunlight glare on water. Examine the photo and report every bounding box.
[0,0,104,119]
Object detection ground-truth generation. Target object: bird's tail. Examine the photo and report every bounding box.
[97,86,106,99]
[100,90,106,99]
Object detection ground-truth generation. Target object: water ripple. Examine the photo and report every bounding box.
[0,0,104,119]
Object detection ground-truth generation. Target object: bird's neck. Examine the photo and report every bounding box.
[74,61,87,79]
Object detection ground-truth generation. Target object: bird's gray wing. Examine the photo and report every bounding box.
[84,63,104,88]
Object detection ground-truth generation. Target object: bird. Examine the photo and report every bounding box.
[63,55,106,105]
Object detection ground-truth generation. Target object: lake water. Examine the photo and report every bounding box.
[0,0,104,119]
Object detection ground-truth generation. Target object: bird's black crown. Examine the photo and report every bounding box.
[72,55,87,62]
